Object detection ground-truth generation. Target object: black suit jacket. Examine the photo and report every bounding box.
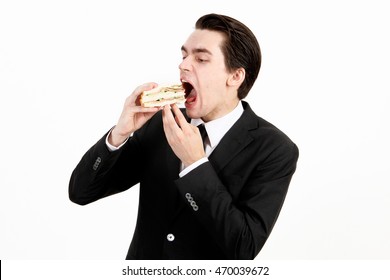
[69,101,299,259]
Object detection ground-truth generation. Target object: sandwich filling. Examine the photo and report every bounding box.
[140,84,186,107]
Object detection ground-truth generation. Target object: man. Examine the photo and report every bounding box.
[69,13,299,260]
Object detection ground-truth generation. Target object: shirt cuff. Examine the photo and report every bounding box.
[179,157,209,178]
[105,128,131,151]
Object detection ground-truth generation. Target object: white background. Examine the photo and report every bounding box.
[1,0,389,260]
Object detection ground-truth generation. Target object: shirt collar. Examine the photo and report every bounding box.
[191,101,244,148]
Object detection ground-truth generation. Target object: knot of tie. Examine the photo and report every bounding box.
[197,124,208,150]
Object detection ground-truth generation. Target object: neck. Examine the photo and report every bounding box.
[202,99,240,122]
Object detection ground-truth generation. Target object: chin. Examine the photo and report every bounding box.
[185,109,198,119]
[185,108,202,120]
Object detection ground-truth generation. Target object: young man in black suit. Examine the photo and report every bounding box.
[69,13,299,259]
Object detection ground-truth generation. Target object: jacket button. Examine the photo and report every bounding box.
[167,233,175,242]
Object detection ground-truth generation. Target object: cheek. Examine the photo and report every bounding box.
[202,73,227,92]
[197,66,229,102]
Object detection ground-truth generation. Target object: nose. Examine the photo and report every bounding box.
[179,56,191,72]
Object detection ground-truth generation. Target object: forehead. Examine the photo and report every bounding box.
[181,29,225,54]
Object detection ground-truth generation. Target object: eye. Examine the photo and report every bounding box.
[196,57,207,63]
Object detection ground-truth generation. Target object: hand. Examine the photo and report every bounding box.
[109,83,161,147]
[162,104,205,167]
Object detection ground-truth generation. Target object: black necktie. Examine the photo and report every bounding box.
[197,124,208,150]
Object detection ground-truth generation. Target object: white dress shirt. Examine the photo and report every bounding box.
[106,101,244,177]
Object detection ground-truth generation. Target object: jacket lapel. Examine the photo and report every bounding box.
[208,102,258,174]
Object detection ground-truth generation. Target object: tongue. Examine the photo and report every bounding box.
[185,89,197,103]
[186,95,196,103]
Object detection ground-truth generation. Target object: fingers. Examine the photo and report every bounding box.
[116,82,160,137]
[131,82,158,106]
[131,106,160,113]
[162,104,181,133]
[162,104,205,166]
[134,82,158,94]
[162,104,192,131]
[170,104,189,129]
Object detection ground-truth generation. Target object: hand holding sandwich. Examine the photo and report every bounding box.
[109,83,160,147]
[162,104,206,168]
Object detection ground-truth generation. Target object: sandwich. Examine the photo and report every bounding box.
[140,84,186,107]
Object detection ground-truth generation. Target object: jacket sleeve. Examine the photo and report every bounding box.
[174,140,299,259]
[68,130,144,206]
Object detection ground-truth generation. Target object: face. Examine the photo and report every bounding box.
[179,29,239,122]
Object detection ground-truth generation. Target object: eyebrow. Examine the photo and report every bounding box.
[181,45,213,55]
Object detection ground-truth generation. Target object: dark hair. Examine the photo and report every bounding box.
[195,13,261,99]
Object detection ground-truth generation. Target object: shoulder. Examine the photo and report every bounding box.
[242,101,299,160]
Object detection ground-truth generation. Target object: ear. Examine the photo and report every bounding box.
[227,67,245,87]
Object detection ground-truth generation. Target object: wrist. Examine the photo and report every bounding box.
[179,157,208,178]
[109,126,132,147]
[182,153,206,169]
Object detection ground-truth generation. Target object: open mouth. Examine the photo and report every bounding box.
[182,81,197,105]
[182,81,193,98]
